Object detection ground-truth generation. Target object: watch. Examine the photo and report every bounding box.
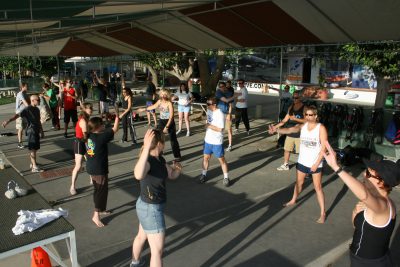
[335,166,343,175]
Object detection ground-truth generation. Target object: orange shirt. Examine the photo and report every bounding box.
[63,87,76,110]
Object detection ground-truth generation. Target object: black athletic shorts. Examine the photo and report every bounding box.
[73,139,86,155]
[27,129,40,151]
[64,109,78,124]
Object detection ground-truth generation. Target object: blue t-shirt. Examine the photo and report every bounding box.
[215,89,234,114]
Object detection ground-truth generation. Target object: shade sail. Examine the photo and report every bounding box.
[0,0,399,56]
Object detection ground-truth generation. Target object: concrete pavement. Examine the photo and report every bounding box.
[0,93,399,267]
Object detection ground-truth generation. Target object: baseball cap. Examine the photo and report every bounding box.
[362,159,400,187]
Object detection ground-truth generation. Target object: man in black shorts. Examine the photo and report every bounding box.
[2,94,44,172]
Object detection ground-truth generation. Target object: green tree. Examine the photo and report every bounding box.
[340,42,400,108]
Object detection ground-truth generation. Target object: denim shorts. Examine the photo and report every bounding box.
[146,101,155,113]
[136,197,166,234]
[178,105,190,113]
[296,163,322,174]
[203,142,224,158]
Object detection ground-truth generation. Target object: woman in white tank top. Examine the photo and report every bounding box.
[268,105,328,223]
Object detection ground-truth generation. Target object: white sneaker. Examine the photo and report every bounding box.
[277,163,289,171]
[186,131,190,137]
[233,129,239,135]
[176,129,182,135]
[226,145,232,152]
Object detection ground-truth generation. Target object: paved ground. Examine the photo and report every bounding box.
[0,93,399,267]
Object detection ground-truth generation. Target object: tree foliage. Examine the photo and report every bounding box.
[340,42,400,108]
[340,42,400,78]
[0,56,60,79]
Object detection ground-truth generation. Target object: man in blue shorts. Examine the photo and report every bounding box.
[199,97,230,187]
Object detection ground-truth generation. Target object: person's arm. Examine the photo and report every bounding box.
[2,113,20,128]
[310,125,328,171]
[93,72,102,85]
[165,161,182,180]
[274,113,291,128]
[137,100,160,113]
[112,108,120,134]
[188,92,194,104]
[134,130,153,180]
[323,141,388,214]
[206,111,224,132]
[269,123,301,135]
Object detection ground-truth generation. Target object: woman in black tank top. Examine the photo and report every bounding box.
[119,87,137,144]
[324,141,400,266]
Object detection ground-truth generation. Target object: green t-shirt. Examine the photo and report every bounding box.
[46,89,58,108]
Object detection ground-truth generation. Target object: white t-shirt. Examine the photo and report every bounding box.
[204,108,225,145]
[297,123,323,168]
[15,91,27,113]
[175,92,192,106]
[235,86,248,108]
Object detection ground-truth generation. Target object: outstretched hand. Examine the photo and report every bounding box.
[142,129,155,151]
[268,124,276,135]
[2,121,8,128]
[323,141,339,170]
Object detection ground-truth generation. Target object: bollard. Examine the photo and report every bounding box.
[255,104,262,119]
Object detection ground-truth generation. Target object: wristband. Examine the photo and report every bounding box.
[335,166,343,175]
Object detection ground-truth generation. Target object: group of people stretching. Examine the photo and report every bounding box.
[2,79,399,267]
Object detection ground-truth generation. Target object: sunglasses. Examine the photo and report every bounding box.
[365,169,382,181]
[293,97,300,99]
[206,102,215,106]
[305,113,316,117]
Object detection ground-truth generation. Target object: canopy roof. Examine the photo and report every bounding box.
[0,0,399,56]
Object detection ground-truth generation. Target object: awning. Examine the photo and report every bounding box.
[0,0,399,56]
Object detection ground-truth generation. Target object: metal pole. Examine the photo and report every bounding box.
[278,46,283,121]
[3,64,6,87]
[17,52,22,86]
[162,54,166,87]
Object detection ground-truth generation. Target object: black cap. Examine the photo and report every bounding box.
[363,159,400,187]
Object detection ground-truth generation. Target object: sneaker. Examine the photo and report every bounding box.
[277,163,289,171]
[130,259,146,267]
[186,131,190,137]
[31,167,44,173]
[233,129,239,135]
[64,133,68,138]
[17,143,24,149]
[199,174,207,184]
[176,129,182,135]
[226,145,232,152]
[247,131,250,136]
[223,177,230,187]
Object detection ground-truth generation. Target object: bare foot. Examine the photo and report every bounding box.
[283,201,296,207]
[99,210,112,215]
[92,217,105,227]
[316,214,326,224]
[70,187,77,196]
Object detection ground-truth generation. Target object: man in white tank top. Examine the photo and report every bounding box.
[268,105,328,223]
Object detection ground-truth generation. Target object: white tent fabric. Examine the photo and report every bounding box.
[0,0,399,56]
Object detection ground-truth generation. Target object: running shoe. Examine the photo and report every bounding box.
[130,259,146,267]
[226,145,232,152]
[223,177,231,187]
[277,163,289,171]
[17,143,24,149]
[199,174,207,184]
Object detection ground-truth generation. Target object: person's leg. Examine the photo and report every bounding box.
[92,175,108,227]
[168,122,181,159]
[227,121,232,147]
[242,108,250,132]
[132,224,148,263]
[147,232,165,267]
[278,137,294,170]
[151,112,158,128]
[128,113,136,143]
[17,128,23,144]
[284,170,307,206]
[202,154,211,173]
[122,114,128,141]
[184,111,190,134]
[218,157,228,175]
[312,172,326,223]
[71,153,83,194]
[235,108,242,130]
[30,150,37,168]
[177,111,183,133]
[146,111,151,126]
[64,110,70,136]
